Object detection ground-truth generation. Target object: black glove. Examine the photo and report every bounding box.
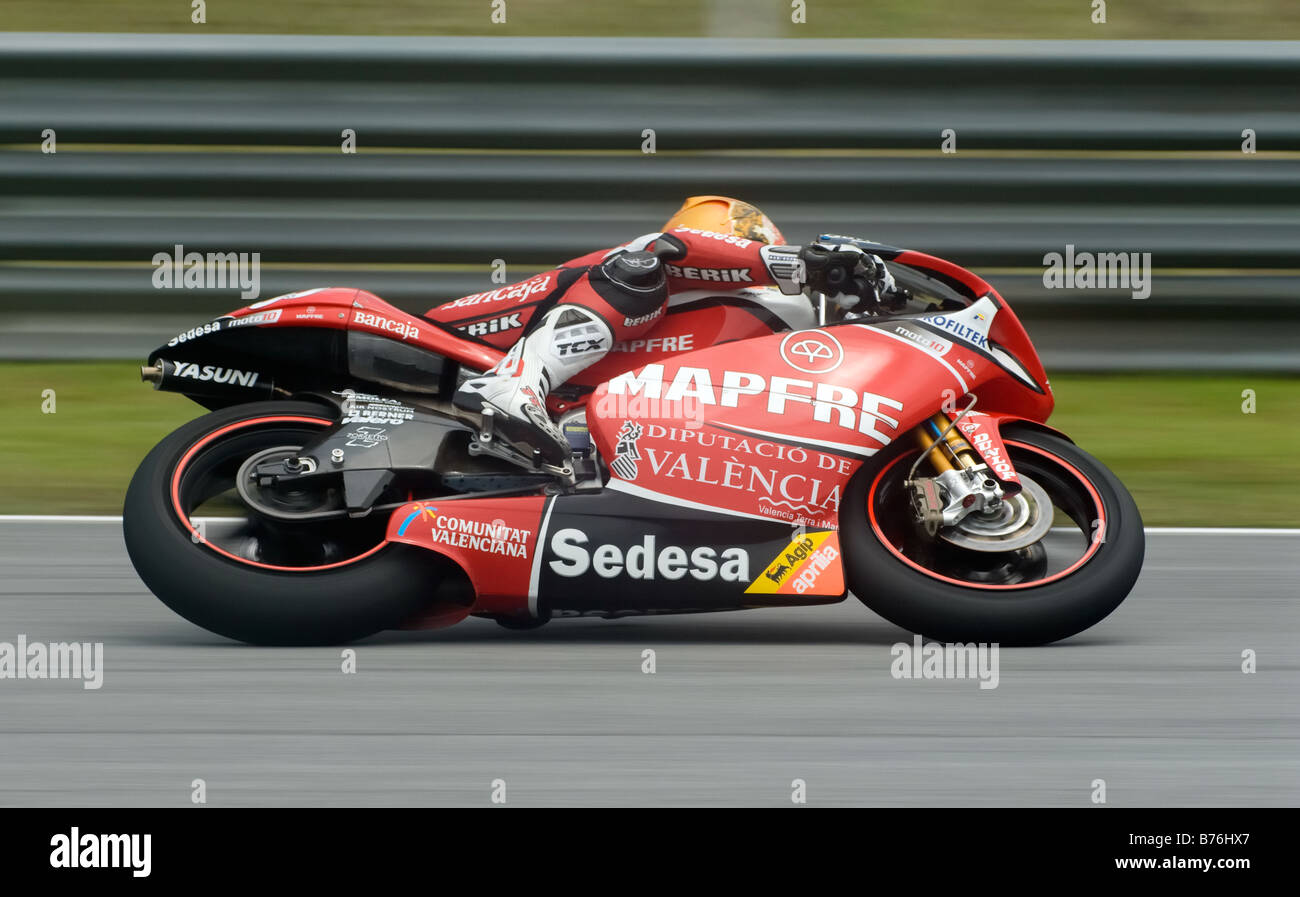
[797,243,864,295]
[797,242,903,312]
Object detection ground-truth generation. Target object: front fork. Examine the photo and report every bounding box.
[915,412,977,475]
[907,412,1008,537]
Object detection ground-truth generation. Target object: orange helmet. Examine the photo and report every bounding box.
[662,195,786,246]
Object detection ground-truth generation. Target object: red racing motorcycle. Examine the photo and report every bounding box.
[124,239,1144,645]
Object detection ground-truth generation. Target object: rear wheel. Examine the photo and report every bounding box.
[843,426,1144,645]
[124,400,459,645]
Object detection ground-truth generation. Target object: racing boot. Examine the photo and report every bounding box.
[453,304,613,467]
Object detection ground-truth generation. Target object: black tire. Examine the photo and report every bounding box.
[843,426,1144,646]
[124,400,449,645]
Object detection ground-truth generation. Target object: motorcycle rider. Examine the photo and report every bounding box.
[451,195,901,466]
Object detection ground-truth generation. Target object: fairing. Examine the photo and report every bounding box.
[143,248,1063,624]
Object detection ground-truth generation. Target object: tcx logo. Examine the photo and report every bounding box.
[556,338,604,356]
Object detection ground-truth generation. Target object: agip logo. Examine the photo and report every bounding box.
[746,530,844,597]
[779,329,844,375]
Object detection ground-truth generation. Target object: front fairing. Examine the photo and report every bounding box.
[585,292,1051,530]
[876,249,1054,422]
[866,294,1054,424]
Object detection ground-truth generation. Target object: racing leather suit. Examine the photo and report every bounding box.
[446,227,893,465]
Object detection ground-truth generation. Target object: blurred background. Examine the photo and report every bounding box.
[1,4,1297,522]
[7,0,1300,38]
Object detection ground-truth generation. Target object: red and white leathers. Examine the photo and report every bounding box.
[441,227,888,465]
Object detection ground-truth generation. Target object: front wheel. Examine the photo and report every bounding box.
[124,400,456,645]
[843,426,1144,645]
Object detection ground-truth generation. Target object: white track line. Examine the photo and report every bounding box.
[1,516,1299,535]
[0,515,124,522]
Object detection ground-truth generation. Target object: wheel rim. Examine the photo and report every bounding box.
[169,414,389,572]
[866,440,1107,590]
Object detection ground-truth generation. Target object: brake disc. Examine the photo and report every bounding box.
[939,473,1054,553]
[236,445,342,520]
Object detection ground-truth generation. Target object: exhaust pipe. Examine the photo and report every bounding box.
[142,359,275,398]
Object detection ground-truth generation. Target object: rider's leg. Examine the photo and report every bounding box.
[453,250,667,465]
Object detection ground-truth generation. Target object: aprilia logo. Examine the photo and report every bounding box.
[747,530,843,596]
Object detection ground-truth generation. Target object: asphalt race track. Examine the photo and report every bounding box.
[0,520,1295,807]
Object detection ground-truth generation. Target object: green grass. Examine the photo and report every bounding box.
[4,0,1300,39]
[1,362,1294,523]
[1044,374,1297,528]
[2,362,195,515]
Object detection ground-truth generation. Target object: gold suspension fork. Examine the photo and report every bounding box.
[913,412,981,476]
[905,399,985,537]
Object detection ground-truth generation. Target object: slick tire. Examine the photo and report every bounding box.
[843,426,1144,646]
[123,400,447,645]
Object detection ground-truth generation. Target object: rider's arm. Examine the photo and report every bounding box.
[654,228,901,312]
[648,227,783,292]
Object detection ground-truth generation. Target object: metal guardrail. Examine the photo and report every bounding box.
[0,35,1297,369]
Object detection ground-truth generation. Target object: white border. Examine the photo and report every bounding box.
[526,497,557,616]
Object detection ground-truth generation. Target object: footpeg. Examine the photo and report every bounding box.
[468,432,576,487]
